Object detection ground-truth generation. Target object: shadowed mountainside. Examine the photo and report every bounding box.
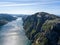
[23,12,60,45]
[0,14,17,26]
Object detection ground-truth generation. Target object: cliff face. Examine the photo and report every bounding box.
[23,12,60,45]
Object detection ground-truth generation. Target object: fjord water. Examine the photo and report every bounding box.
[0,18,31,45]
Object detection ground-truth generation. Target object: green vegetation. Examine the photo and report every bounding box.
[23,12,60,45]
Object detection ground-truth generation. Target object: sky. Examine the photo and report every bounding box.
[0,0,60,14]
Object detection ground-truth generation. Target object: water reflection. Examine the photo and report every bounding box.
[0,18,30,45]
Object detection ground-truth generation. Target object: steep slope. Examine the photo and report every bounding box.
[23,12,60,45]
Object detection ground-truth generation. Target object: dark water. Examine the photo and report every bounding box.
[0,18,31,45]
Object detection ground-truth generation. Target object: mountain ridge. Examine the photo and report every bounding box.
[23,12,60,45]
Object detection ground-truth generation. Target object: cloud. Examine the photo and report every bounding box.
[0,2,40,7]
[0,0,60,7]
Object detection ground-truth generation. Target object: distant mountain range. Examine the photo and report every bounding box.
[0,14,16,26]
[23,12,60,45]
[0,14,30,26]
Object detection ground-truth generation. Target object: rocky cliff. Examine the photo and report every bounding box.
[23,12,60,45]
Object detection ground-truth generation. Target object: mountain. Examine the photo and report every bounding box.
[0,14,16,26]
[23,12,60,45]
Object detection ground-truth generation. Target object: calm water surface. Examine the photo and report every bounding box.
[0,18,31,45]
